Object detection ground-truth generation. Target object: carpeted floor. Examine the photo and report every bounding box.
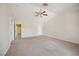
[5,35,79,56]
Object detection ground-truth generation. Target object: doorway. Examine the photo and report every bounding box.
[16,24,21,39]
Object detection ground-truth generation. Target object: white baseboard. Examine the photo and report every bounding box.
[4,40,12,56]
[44,34,79,44]
[22,34,43,39]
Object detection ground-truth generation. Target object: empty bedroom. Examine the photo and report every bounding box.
[0,3,79,56]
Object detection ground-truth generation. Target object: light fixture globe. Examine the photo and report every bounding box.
[42,3,48,6]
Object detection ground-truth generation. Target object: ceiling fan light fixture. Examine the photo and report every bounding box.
[42,3,48,6]
[35,9,48,17]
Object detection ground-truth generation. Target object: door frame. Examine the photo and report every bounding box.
[9,17,15,40]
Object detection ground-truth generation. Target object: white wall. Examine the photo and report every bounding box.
[43,7,79,44]
[10,4,54,38]
[0,4,12,55]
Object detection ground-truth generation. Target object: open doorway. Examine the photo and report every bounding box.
[15,24,21,39]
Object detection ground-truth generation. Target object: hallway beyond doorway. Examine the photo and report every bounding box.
[16,24,21,39]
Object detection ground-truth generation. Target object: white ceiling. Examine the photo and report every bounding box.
[8,3,79,24]
[9,3,79,14]
[31,3,79,13]
[10,3,55,24]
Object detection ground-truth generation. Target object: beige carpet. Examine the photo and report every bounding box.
[5,35,79,56]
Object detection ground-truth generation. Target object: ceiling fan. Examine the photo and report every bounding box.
[35,9,48,17]
[35,3,48,17]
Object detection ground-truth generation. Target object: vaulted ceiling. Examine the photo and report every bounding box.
[9,3,79,24]
[31,3,79,14]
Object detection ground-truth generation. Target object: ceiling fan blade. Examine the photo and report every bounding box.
[42,11,46,13]
[43,14,48,16]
